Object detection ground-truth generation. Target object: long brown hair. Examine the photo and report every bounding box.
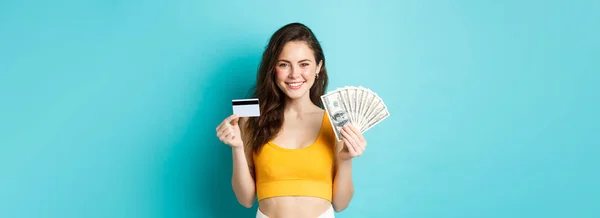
[245,22,329,154]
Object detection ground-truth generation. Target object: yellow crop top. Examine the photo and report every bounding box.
[253,112,337,202]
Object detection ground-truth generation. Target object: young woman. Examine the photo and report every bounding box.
[216,23,368,218]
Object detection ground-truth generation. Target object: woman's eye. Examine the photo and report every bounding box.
[279,63,288,67]
[300,63,309,67]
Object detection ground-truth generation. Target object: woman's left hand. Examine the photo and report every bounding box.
[337,123,367,161]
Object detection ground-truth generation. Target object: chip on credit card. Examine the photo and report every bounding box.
[232,98,260,117]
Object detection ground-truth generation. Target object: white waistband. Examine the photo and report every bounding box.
[256,205,335,218]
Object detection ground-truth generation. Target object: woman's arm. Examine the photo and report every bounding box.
[231,118,256,208]
[231,146,256,208]
[332,156,354,212]
[332,124,367,212]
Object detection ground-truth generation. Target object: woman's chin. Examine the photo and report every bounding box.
[285,94,303,100]
[283,90,309,100]
[278,83,313,101]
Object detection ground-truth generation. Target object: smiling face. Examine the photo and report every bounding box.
[274,41,322,100]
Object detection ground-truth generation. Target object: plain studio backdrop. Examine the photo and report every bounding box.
[1,0,598,217]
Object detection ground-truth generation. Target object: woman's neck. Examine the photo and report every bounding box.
[284,94,318,117]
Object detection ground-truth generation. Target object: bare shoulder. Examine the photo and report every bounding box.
[299,107,325,124]
[310,107,326,125]
[312,105,326,116]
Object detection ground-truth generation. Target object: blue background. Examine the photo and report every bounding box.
[1,0,598,217]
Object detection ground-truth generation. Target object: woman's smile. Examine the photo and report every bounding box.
[286,81,305,90]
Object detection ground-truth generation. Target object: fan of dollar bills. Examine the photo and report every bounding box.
[321,86,390,141]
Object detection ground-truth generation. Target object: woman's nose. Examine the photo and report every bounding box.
[288,65,301,78]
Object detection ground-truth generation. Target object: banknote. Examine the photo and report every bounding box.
[321,86,390,141]
[321,91,350,141]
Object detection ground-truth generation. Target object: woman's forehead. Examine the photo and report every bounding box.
[278,41,314,61]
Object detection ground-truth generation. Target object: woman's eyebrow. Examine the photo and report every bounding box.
[277,59,312,63]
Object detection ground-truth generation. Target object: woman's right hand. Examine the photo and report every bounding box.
[216,114,243,148]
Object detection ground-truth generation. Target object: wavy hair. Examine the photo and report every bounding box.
[244,23,328,154]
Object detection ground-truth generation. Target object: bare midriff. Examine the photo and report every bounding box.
[258,196,332,218]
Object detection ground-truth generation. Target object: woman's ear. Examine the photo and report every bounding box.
[316,60,323,75]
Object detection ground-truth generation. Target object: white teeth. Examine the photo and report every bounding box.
[288,82,303,87]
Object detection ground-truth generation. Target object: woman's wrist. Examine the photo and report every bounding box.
[232,146,245,154]
[337,157,352,168]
